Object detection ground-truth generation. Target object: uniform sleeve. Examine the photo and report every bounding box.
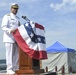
[1,15,12,34]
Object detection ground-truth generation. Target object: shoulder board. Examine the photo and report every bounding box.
[7,14,10,16]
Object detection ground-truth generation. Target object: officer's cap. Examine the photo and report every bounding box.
[11,3,19,9]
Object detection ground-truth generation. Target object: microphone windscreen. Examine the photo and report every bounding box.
[22,16,26,19]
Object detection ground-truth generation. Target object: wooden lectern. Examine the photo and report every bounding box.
[15,47,44,74]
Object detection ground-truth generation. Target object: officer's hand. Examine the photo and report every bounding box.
[11,29,17,33]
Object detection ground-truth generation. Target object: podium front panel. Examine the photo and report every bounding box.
[18,47,40,70]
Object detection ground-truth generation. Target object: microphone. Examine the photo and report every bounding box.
[22,16,27,19]
[22,16,30,21]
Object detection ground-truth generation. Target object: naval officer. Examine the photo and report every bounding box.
[1,3,20,74]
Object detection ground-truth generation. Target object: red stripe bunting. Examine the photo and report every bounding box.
[13,29,47,60]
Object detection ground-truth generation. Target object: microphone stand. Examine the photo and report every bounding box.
[22,16,30,22]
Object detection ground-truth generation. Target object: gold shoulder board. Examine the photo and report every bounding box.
[7,14,10,16]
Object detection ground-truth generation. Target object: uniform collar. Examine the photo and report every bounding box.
[10,13,16,17]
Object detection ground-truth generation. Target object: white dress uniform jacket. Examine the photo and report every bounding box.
[1,13,20,43]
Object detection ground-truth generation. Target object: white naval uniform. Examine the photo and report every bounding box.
[1,13,20,72]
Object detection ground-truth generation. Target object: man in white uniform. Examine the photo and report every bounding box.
[1,3,20,74]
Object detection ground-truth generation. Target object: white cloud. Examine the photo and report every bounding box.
[50,3,64,11]
[63,0,76,4]
[50,0,76,11]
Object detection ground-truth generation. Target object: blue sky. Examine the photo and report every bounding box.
[0,0,76,59]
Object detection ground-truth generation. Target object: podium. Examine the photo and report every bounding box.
[15,47,44,74]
